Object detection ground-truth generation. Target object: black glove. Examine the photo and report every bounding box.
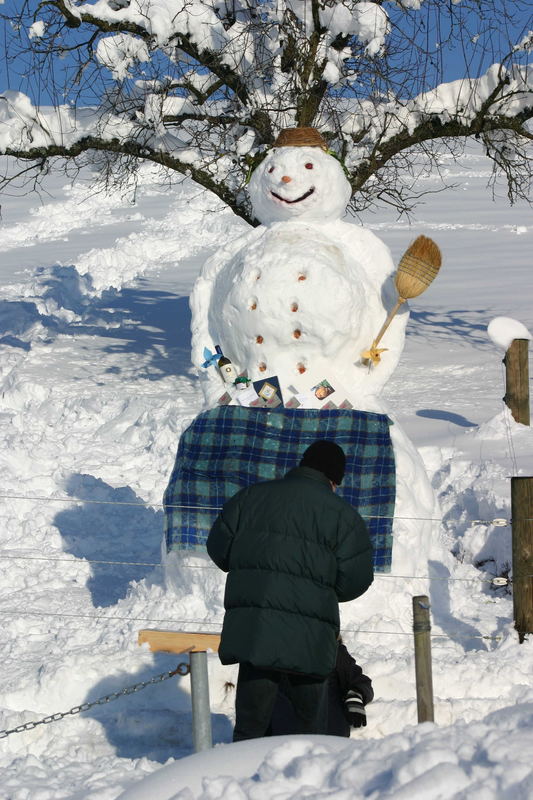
[344,690,367,728]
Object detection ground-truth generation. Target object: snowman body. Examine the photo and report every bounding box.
[189,144,438,574]
[192,147,408,412]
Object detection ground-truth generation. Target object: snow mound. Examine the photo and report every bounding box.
[118,705,533,800]
[487,316,532,349]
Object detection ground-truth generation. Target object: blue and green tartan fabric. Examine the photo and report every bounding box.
[163,405,396,572]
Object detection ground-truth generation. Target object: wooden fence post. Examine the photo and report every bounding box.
[503,339,530,425]
[511,477,533,642]
[412,595,434,723]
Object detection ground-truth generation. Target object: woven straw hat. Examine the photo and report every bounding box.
[273,127,328,151]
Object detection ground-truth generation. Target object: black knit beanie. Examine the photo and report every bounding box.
[300,440,346,485]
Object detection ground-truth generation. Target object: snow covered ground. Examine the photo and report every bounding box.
[0,146,532,799]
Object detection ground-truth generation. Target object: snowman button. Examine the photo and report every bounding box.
[259,362,267,372]
[297,273,306,281]
[291,302,298,312]
[293,329,301,339]
[256,335,264,344]
[297,363,306,374]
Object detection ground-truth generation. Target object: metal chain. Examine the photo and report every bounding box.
[0,661,190,740]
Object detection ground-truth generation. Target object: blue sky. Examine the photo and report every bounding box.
[0,1,531,106]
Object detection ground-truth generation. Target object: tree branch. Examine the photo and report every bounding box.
[4,136,254,223]
[2,1,533,218]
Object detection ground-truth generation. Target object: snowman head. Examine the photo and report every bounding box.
[248,129,352,226]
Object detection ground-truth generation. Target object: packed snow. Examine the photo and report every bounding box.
[487,316,532,349]
[0,143,533,799]
[192,145,406,410]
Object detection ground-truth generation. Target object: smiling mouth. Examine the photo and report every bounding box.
[271,187,315,204]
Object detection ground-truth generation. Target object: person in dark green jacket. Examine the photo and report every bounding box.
[207,439,374,741]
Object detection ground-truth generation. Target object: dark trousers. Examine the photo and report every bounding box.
[233,662,327,742]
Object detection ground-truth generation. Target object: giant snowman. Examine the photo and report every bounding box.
[172,128,437,577]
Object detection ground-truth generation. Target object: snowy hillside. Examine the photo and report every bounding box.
[0,147,532,799]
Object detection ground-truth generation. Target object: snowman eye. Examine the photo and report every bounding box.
[305,163,314,169]
[268,166,275,173]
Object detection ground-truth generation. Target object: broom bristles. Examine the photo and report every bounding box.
[361,234,442,365]
[395,235,442,299]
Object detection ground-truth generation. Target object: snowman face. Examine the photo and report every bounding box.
[248,146,352,226]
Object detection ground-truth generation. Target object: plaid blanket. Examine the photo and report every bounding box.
[163,406,396,572]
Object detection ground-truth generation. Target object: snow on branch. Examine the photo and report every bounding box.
[0,91,135,152]
[340,64,533,167]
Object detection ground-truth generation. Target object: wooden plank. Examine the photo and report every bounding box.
[511,477,533,642]
[503,339,530,425]
[138,629,221,654]
[412,595,434,723]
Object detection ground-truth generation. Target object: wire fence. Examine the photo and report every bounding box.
[0,487,519,588]
[0,469,523,656]
[0,519,527,745]
[0,464,528,742]
[0,603,519,642]
[0,603,524,743]
[0,490,517,524]
[0,549,521,581]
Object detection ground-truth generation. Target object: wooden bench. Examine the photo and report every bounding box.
[138,629,220,654]
[138,629,221,751]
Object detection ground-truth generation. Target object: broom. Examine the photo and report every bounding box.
[361,235,442,366]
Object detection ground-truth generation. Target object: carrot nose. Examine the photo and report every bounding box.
[281,175,292,183]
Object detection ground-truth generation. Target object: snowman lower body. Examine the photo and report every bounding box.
[162,405,438,592]
[386,419,438,576]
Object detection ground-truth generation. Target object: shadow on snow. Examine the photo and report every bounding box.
[83,653,233,761]
[428,560,489,653]
[54,473,163,607]
[408,308,495,348]
[55,473,235,757]
[416,408,478,428]
[0,265,193,380]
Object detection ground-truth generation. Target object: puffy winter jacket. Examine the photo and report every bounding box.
[207,466,374,678]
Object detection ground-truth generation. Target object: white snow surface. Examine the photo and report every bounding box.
[0,146,533,799]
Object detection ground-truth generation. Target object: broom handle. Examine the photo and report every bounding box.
[369,296,406,350]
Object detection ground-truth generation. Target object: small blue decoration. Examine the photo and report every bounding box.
[202,347,221,369]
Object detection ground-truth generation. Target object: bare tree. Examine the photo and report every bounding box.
[1,1,532,224]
